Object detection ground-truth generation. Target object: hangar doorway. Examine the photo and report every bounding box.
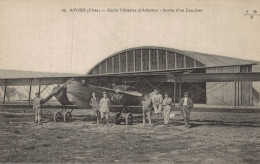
[134,82,206,104]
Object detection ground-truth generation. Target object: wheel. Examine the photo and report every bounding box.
[114,112,121,125]
[63,112,72,122]
[126,113,133,125]
[54,112,63,122]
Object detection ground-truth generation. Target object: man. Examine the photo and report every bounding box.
[151,89,163,117]
[142,94,152,126]
[162,92,172,127]
[99,92,111,125]
[89,92,101,124]
[33,93,43,123]
[179,92,193,128]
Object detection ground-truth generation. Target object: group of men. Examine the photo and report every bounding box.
[142,89,193,128]
[33,88,193,128]
[89,91,111,125]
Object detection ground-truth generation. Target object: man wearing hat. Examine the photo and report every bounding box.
[179,92,193,128]
[99,92,111,125]
[162,92,172,127]
[33,92,44,123]
[151,89,163,117]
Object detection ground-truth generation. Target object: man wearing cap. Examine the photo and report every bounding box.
[142,94,152,126]
[89,92,101,124]
[180,92,193,128]
[151,89,163,117]
[162,92,172,127]
[33,93,44,123]
[99,92,111,125]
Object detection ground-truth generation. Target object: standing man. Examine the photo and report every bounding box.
[142,94,152,126]
[33,92,43,124]
[151,89,163,117]
[162,92,172,127]
[89,92,101,124]
[99,92,111,125]
[180,92,193,128]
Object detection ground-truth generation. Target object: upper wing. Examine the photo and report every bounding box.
[86,72,260,82]
[0,69,85,86]
[167,72,260,82]
[86,84,142,97]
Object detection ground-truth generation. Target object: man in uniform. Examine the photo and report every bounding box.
[89,92,100,124]
[33,92,43,124]
[151,89,163,117]
[142,94,152,126]
[162,92,172,127]
[99,92,111,125]
[179,92,193,128]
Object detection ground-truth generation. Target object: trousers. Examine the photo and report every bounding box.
[95,111,101,124]
[163,108,171,125]
[181,106,191,127]
[153,104,162,114]
[143,110,152,125]
[34,108,42,123]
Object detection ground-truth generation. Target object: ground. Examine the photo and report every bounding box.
[0,107,259,163]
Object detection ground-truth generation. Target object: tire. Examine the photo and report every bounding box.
[126,113,133,125]
[114,112,121,125]
[54,112,63,122]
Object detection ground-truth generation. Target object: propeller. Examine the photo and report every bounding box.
[41,78,75,104]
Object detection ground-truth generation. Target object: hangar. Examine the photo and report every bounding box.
[87,46,258,107]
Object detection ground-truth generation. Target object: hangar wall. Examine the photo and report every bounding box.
[206,65,253,106]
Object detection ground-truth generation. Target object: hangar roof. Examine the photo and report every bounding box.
[87,46,256,75]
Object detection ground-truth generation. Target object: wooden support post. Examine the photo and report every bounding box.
[126,51,128,72]
[106,60,108,74]
[174,79,176,106]
[112,56,114,73]
[118,54,121,72]
[184,56,186,68]
[251,82,253,106]
[148,49,151,71]
[234,81,237,108]
[166,51,168,70]
[133,50,136,72]
[38,79,41,96]
[174,53,177,69]
[238,76,240,108]
[3,80,7,104]
[28,79,32,104]
[157,49,159,70]
[179,77,182,103]
[141,49,143,71]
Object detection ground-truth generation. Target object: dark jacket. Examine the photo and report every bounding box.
[180,97,193,108]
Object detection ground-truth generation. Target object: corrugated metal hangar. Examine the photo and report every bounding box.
[87,46,258,107]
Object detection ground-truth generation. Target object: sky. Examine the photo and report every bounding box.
[0,0,260,74]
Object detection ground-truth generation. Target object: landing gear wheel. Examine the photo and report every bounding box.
[126,113,133,125]
[114,112,121,125]
[64,112,72,123]
[54,112,63,122]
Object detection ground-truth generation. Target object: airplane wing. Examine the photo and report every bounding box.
[86,84,143,97]
[167,72,260,82]
[86,72,260,82]
[0,69,85,86]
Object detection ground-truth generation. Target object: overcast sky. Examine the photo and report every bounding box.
[0,0,259,74]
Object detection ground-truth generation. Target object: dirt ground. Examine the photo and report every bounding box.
[0,107,259,163]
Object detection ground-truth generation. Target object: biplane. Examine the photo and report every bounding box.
[1,47,260,125]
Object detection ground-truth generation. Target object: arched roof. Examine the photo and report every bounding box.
[87,46,256,75]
